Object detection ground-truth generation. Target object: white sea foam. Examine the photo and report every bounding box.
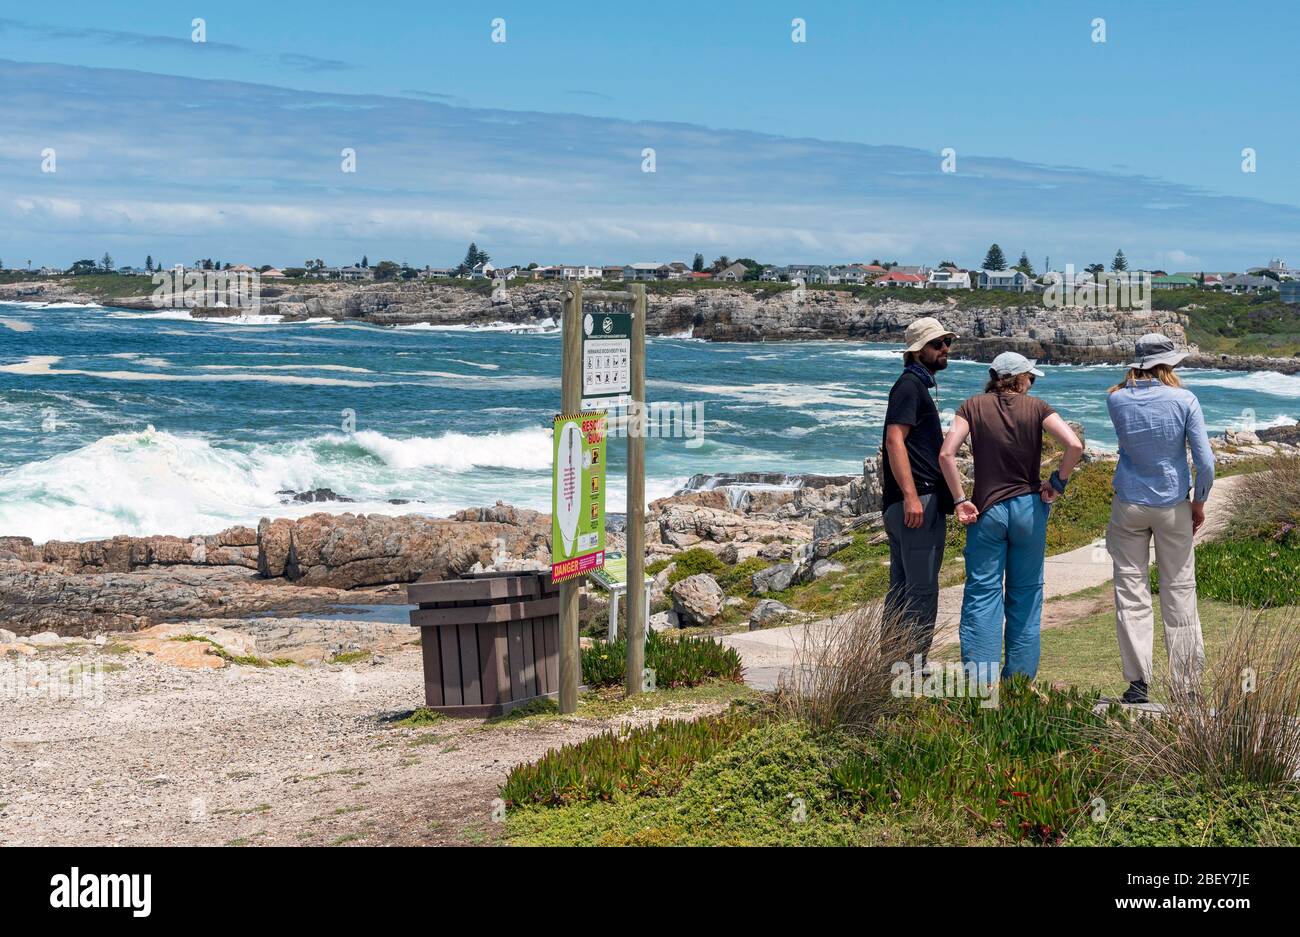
[1182,370,1300,398]
[0,425,567,541]
[394,318,557,333]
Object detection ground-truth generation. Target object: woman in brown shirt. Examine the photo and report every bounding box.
[938,352,1083,680]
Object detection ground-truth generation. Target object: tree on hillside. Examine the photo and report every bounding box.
[938,259,957,269]
[145,255,154,272]
[70,259,98,275]
[1085,262,1105,275]
[1111,249,1128,272]
[710,256,731,273]
[981,244,1007,271]
[456,243,490,276]
[100,253,114,273]
[373,260,401,281]
[1014,252,1035,276]
[692,253,705,272]
[361,255,369,269]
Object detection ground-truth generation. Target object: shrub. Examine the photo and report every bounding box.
[830,678,1117,843]
[581,628,744,689]
[777,600,917,732]
[1153,539,1300,607]
[500,707,762,808]
[1100,609,1300,787]
[1067,779,1300,846]
[663,547,725,586]
[715,557,770,595]
[1225,453,1300,541]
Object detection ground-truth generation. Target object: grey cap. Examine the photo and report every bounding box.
[1128,333,1188,369]
[989,351,1045,378]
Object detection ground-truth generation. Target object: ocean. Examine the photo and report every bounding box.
[1,301,1295,543]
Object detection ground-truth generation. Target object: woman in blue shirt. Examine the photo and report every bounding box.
[1106,334,1214,704]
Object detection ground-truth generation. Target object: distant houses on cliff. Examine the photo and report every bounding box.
[12,254,1298,304]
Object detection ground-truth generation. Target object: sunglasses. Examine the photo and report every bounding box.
[927,336,953,350]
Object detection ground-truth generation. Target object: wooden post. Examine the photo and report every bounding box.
[558,282,582,714]
[624,283,647,696]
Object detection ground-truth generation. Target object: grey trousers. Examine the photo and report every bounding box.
[884,492,947,663]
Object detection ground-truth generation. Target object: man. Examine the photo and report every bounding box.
[881,317,956,664]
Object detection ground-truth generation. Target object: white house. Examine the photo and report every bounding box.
[623,262,669,281]
[926,268,970,289]
[977,269,1031,292]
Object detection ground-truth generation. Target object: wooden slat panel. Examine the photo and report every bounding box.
[408,575,538,606]
[493,624,511,704]
[507,622,526,701]
[410,595,559,627]
[521,617,537,697]
[421,627,443,707]
[542,617,559,693]
[439,626,462,706]
[458,623,481,706]
[477,623,498,707]
[532,619,548,694]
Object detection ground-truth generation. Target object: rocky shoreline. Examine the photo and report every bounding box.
[4,425,1294,639]
[5,278,1297,373]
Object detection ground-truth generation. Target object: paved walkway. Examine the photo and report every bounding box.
[724,476,1243,691]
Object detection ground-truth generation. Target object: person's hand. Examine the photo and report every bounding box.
[1191,501,1206,534]
[904,494,924,529]
[956,501,979,526]
[1039,480,1059,504]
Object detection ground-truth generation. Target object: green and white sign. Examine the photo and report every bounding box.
[551,410,607,583]
[581,311,632,411]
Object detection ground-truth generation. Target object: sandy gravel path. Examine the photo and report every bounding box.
[0,638,732,846]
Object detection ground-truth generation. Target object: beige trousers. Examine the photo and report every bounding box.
[1106,499,1205,689]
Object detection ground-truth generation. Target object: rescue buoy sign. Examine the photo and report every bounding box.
[551,410,607,583]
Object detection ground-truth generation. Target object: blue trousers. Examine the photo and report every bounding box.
[959,493,1050,679]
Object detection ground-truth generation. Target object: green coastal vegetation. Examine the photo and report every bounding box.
[509,452,1300,846]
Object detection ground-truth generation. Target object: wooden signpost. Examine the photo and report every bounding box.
[554,281,648,712]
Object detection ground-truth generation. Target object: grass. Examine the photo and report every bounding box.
[473,680,759,730]
[169,634,292,667]
[328,649,372,665]
[388,706,446,728]
[1155,539,1300,607]
[1153,289,1300,358]
[1066,779,1300,846]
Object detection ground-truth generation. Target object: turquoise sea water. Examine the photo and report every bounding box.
[1,301,1294,542]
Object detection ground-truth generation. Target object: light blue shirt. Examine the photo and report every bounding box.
[1108,380,1215,507]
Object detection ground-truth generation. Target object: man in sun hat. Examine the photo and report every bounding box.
[881,316,957,665]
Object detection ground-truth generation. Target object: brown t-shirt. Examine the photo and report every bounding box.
[956,392,1056,514]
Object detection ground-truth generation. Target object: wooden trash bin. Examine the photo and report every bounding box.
[407,570,561,717]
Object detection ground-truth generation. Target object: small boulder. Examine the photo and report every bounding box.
[0,628,17,644]
[751,562,795,594]
[812,516,843,542]
[670,573,725,627]
[814,535,853,559]
[813,559,845,579]
[749,598,796,630]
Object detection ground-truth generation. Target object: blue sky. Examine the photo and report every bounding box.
[1,1,1297,270]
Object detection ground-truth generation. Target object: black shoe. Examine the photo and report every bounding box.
[1121,680,1149,704]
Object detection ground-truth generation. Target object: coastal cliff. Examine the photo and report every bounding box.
[4,278,1294,372]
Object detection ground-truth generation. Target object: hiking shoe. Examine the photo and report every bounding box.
[1121,680,1149,704]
